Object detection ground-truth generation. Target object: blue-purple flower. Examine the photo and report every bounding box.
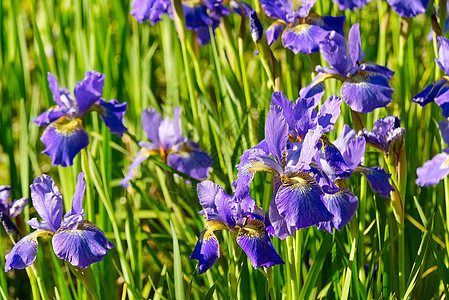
[258,0,345,54]
[33,72,127,167]
[416,119,449,186]
[301,23,394,113]
[332,0,371,11]
[0,186,28,236]
[359,115,406,154]
[190,181,284,274]
[121,107,213,187]
[130,0,230,46]
[413,36,449,118]
[4,173,114,272]
[386,0,429,18]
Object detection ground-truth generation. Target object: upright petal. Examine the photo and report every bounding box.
[130,0,171,24]
[436,36,449,74]
[348,23,365,66]
[158,118,178,151]
[282,24,329,54]
[197,180,223,220]
[341,70,394,113]
[47,73,75,110]
[141,108,163,145]
[62,173,85,230]
[265,105,288,163]
[332,0,371,11]
[52,221,114,269]
[237,219,284,268]
[317,95,343,133]
[296,0,317,17]
[275,173,333,229]
[74,71,105,117]
[416,153,449,186]
[340,136,366,173]
[258,0,294,23]
[318,182,358,233]
[190,220,230,274]
[0,186,10,214]
[319,31,347,77]
[5,230,53,272]
[386,0,429,18]
[96,99,128,137]
[41,117,89,167]
[29,174,63,232]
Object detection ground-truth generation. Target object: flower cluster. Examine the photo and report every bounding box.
[4,173,113,272]
[301,23,394,113]
[33,72,127,167]
[258,0,345,54]
[121,107,213,187]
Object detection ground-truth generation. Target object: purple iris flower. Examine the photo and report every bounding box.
[121,107,213,187]
[33,72,127,167]
[0,186,28,236]
[190,180,284,274]
[258,0,346,54]
[233,92,346,239]
[413,36,449,118]
[316,124,395,232]
[416,119,449,186]
[301,23,395,113]
[332,0,371,11]
[130,0,230,46]
[359,115,406,154]
[386,0,430,18]
[4,173,114,272]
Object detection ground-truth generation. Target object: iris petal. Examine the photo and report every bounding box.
[319,31,347,76]
[32,106,66,127]
[355,166,394,197]
[167,147,213,180]
[96,99,128,137]
[265,104,288,163]
[282,24,329,54]
[386,0,429,18]
[267,21,286,46]
[74,71,105,116]
[275,172,333,229]
[62,173,85,230]
[52,221,114,269]
[258,0,293,23]
[141,108,163,145]
[8,197,28,218]
[0,186,11,214]
[41,117,89,167]
[190,220,229,274]
[416,153,449,187]
[237,219,284,268]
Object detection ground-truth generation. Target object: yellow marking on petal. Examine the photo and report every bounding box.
[203,220,230,241]
[441,154,449,169]
[51,117,84,136]
[347,71,376,86]
[181,0,202,7]
[288,23,312,35]
[26,229,55,241]
[238,219,265,238]
[241,160,278,176]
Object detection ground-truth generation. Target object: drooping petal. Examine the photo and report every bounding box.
[267,21,286,46]
[265,104,288,163]
[8,197,28,218]
[130,0,171,24]
[359,63,395,79]
[32,106,66,127]
[439,119,449,146]
[96,99,128,137]
[5,230,53,272]
[52,221,114,269]
[299,74,326,99]
[29,174,63,232]
[319,31,347,76]
[74,71,105,117]
[348,23,365,66]
[120,148,153,188]
[41,117,89,167]
[62,173,85,230]
[237,219,284,268]
[47,73,75,110]
[322,138,351,175]
[386,0,429,18]
[141,108,163,145]
[412,79,448,107]
[167,146,213,180]
[356,166,394,197]
[282,24,329,54]
[318,183,358,233]
[416,152,449,186]
[0,186,10,214]
[258,0,294,23]
[341,70,394,113]
[435,88,449,118]
[436,36,449,74]
[275,173,333,229]
[190,220,230,274]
